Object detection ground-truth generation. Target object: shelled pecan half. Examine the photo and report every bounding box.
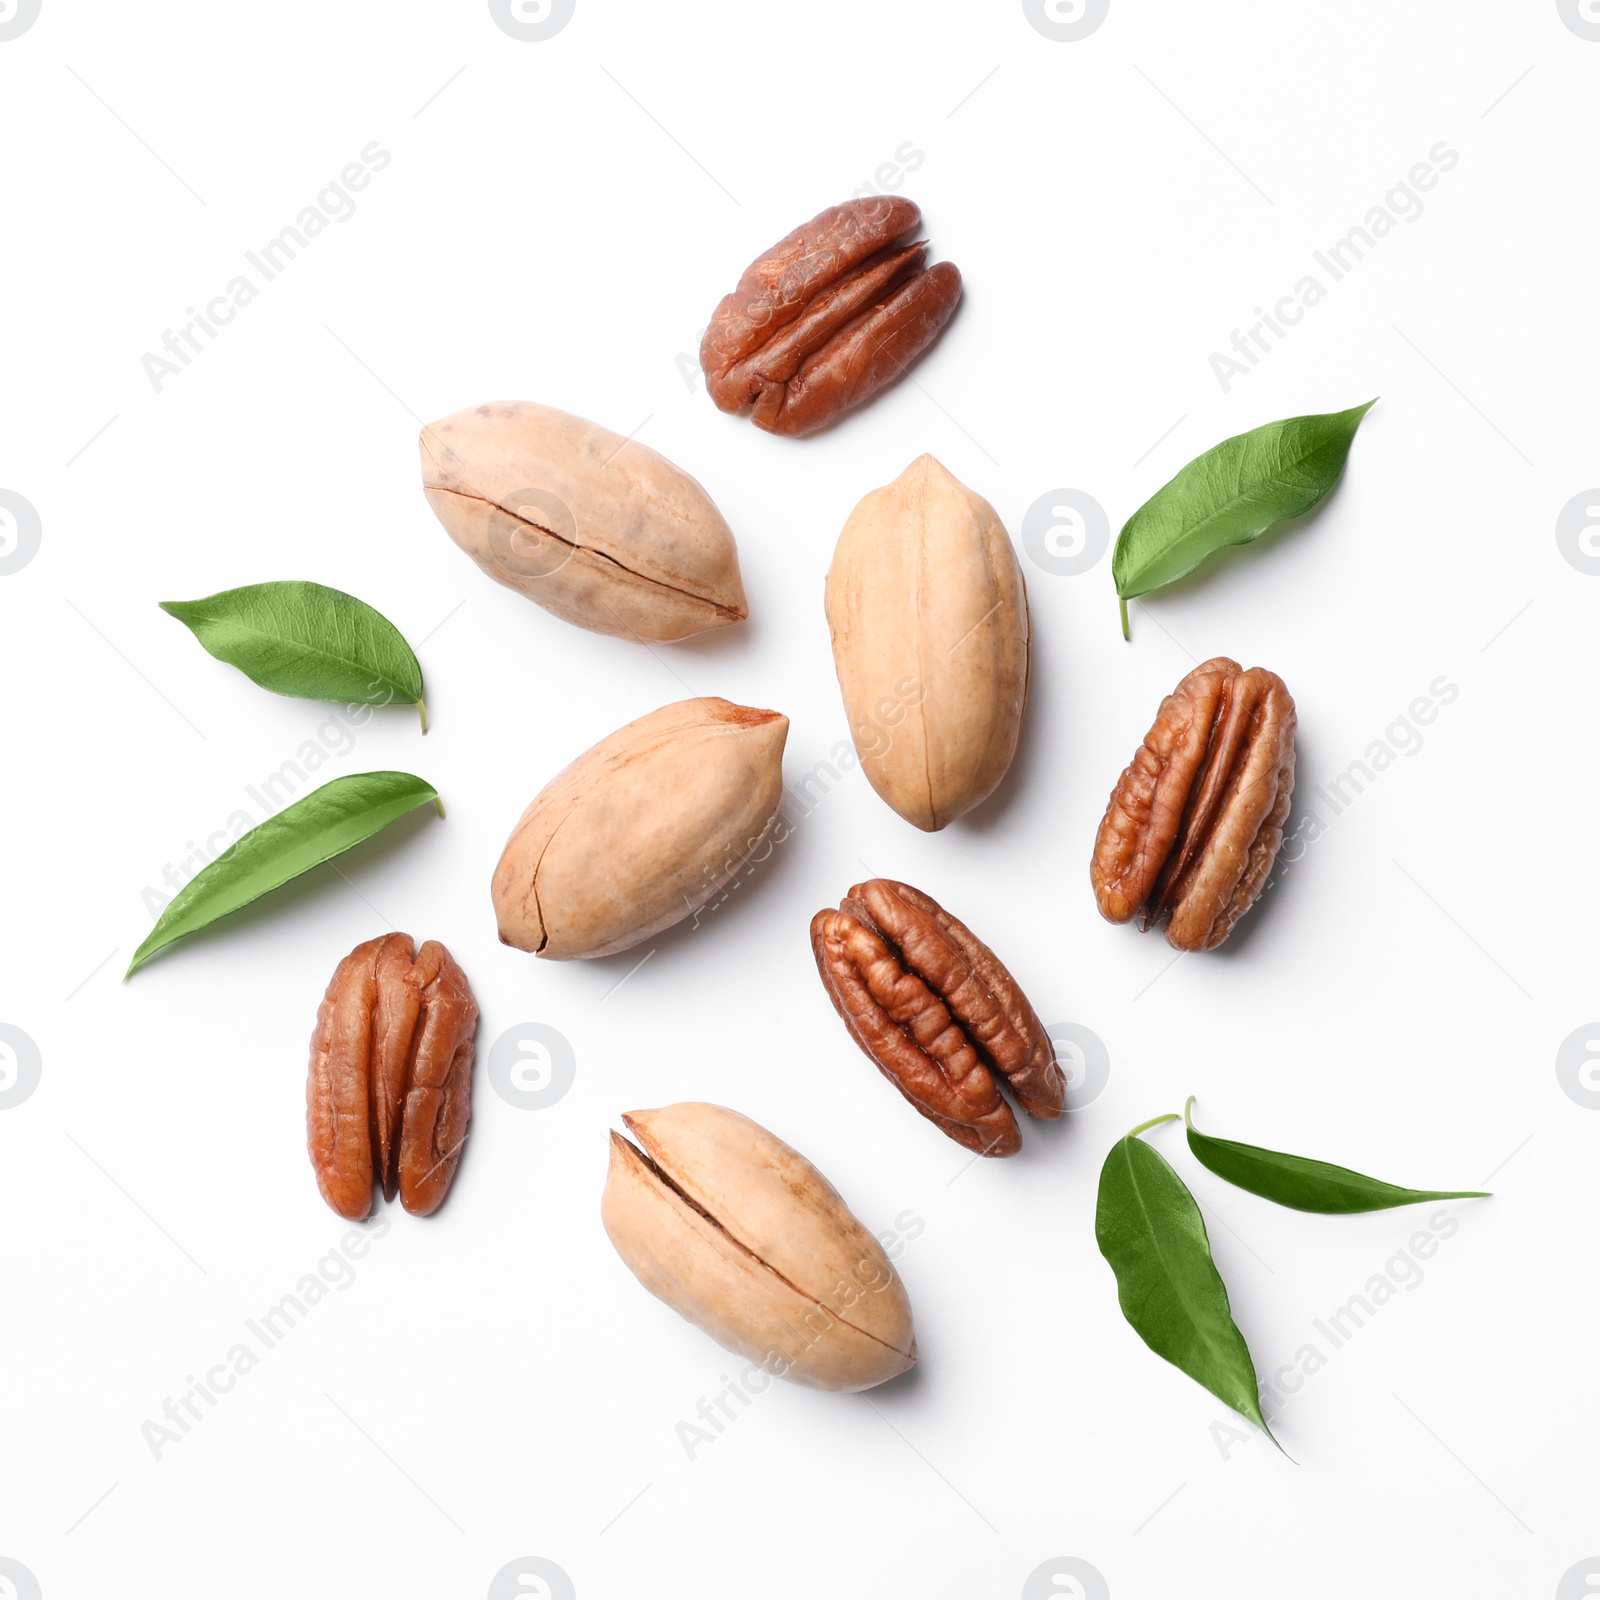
[700,197,962,436]
[1091,657,1296,952]
[810,879,1063,1156]
[307,933,478,1220]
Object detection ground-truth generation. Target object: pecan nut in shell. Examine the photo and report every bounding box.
[307,933,478,1220]
[492,697,789,960]
[419,400,747,643]
[602,1102,916,1391]
[1091,657,1296,953]
[825,454,1030,831]
[700,198,962,437]
[810,879,1063,1157]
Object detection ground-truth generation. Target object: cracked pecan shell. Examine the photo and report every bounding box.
[700,198,962,436]
[419,400,747,643]
[810,879,1063,1156]
[602,1102,916,1391]
[492,697,788,960]
[1091,657,1296,952]
[306,933,478,1220]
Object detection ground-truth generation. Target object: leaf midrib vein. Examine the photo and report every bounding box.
[1121,1141,1246,1387]
[208,615,416,699]
[1124,432,1344,586]
[1202,1136,1470,1208]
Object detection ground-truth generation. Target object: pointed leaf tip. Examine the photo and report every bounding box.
[160,580,425,723]
[125,771,440,976]
[1096,1132,1275,1437]
[1112,400,1375,615]
[1185,1104,1493,1213]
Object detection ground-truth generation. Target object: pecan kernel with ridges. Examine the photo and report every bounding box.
[811,879,1063,1156]
[306,933,478,1220]
[701,198,962,436]
[1091,657,1296,952]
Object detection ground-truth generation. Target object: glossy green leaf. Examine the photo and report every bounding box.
[1096,1115,1277,1442]
[1112,400,1375,638]
[126,771,442,976]
[161,581,428,729]
[1184,1099,1490,1214]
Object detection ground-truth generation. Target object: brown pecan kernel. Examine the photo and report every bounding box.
[306,934,478,1220]
[1091,657,1297,953]
[810,879,1063,1156]
[700,198,962,437]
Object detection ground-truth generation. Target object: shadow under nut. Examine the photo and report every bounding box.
[1091,657,1297,952]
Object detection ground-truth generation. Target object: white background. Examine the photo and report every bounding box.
[2,2,1597,1596]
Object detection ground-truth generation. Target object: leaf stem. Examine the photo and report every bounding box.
[1184,1095,1196,1129]
[1125,1112,1180,1140]
[417,697,429,734]
[433,796,446,820]
[1119,594,1130,641]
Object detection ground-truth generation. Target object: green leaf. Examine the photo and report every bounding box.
[1112,400,1375,638]
[161,581,428,730]
[126,771,442,977]
[1095,1115,1278,1442]
[1184,1099,1490,1214]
